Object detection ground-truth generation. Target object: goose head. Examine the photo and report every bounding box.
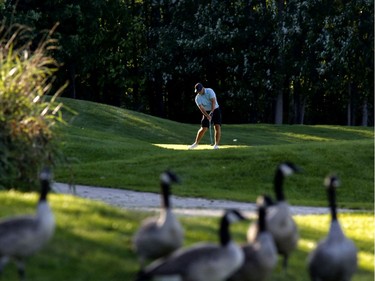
[256,195,270,233]
[259,194,274,207]
[274,162,301,202]
[220,209,247,246]
[39,167,52,202]
[324,175,340,222]
[159,170,180,209]
[160,170,180,185]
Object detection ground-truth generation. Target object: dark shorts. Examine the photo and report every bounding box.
[201,107,222,128]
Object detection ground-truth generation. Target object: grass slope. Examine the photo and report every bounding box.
[0,192,372,281]
[1,97,373,280]
[56,98,374,210]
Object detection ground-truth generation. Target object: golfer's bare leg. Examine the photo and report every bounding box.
[214,124,221,146]
[195,127,207,144]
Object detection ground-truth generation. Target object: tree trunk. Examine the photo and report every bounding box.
[361,99,368,126]
[292,81,306,124]
[274,0,285,125]
[347,83,352,126]
[275,91,283,124]
[299,98,306,124]
[293,98,306,124]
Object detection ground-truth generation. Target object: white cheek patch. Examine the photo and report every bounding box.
[324,176,340,188]
[226,211,240,223]
[279,164,294,177]
[160,173,171,184]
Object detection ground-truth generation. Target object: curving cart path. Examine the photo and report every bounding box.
[51,182,356,217]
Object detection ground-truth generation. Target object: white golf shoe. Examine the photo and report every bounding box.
[188,143,198,150]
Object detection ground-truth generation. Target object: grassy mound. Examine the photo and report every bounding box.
[56,98,373,209]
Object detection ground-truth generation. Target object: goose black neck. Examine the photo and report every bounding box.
[257,206,267,233]
[219,215,231,246]
[274,169,285,201]
[327,186,337,221]
[161,182,171,209]
[39,179,49,202]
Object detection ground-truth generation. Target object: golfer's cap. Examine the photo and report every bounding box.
[194,83,203,93]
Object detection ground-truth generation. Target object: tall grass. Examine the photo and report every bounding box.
[0,24,66,190]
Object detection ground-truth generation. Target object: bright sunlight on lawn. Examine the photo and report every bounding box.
[153,143,250,150]
[0,192,372,281]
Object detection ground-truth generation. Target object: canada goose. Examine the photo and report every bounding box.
[307,175,358,281]
[247,162,300,271]
[132,171,184,268]
[134,209,246,281]
[227,195,277,281]
[0,168,55,280]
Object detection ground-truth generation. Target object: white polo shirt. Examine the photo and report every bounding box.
[195,88,219,111]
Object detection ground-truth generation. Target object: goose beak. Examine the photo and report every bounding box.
[286,162,303,173]
[167,170,181,184]
[161,170,181,185]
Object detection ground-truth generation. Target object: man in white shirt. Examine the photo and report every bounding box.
[189,83,222,150]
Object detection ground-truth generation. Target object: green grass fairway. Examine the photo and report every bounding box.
[56,98,374,210]
[1,97,373,280]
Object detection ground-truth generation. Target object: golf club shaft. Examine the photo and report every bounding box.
[209,113,213,145]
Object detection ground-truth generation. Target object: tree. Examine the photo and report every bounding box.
[316,0,373,125]
[2,0,372,125]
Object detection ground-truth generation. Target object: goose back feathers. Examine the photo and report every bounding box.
[132,171,184,267]
[0,168,55,280]
[134,209,246,281]
[228,196,277,281]
[247,162,300,270]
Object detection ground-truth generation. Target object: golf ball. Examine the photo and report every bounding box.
[233,139,237,142]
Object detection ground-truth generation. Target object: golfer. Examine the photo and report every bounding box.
[189,83,222,150]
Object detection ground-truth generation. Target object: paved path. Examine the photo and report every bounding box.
[50,182,347,217]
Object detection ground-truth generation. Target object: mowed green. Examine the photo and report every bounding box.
[56,97,373,209]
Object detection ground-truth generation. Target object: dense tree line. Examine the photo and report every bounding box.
[1,0,373,125]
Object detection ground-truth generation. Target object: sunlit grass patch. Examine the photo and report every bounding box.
[295,213,374,274]
[153,143,250,150]
[280,132,333,141]
[0,191,372,280]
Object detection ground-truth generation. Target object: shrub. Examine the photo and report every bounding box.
[0,23,67,190]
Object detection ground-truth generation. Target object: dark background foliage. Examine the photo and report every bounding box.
[1,0,373,125]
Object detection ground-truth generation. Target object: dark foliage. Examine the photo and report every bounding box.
[2,0,373,125]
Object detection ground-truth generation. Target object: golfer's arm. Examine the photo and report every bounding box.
[198,105,210,118]
[210,98,216,114]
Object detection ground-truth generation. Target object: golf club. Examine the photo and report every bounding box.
[209,112,214,145]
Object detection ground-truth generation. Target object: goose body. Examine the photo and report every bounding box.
[134,209,246,281]
[247,162,299,270]
[228,196,277,281]
[263,201,298,258]
[307,176,357,281]
[133,171,184,267]
[0,168,55,280]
